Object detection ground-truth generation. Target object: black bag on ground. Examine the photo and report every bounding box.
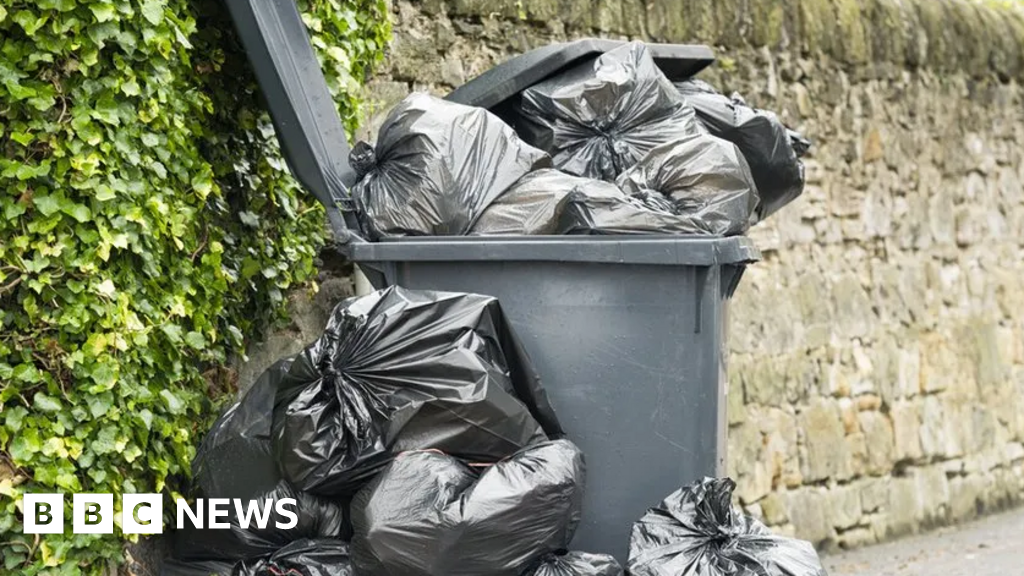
[172,360,345,562]
[161,559,234,576]
[525,551,624,576]
[515,42,703,181]
[675,79,808,221]
[627,477,828,576]
[272,286,564,496]
[351,440,585,576]
[351,92,550,239]
[233,539,354,576]
[615,135,759,236]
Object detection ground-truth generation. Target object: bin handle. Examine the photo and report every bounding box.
[222,0,367,247]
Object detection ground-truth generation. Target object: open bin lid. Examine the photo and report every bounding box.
[446,39,715,111]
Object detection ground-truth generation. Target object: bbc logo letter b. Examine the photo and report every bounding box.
[23,494,64,534]
[73,494,113,534]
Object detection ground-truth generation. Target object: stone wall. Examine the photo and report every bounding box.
[266,0,1024,552]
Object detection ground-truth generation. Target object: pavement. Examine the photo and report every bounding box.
[824,508,1024,576]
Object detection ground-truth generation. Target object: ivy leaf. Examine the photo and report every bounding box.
[63,203,92,223]
[88,4,116,22]
[4,406,28,431]
[33,194,61,216]
[89,362,118,389]
[95,279,116,297]
[33,393,63,413]
[141,0,165,25]
[87,394,114,418]
[12,363,40,383]
[9,431,42,463]
[0,6,7,24]
[184,331,206,350]
[90,427,117,455]
[160,390,184,415]
[94,184,116,201]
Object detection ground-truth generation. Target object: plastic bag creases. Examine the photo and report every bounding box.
[272,286,563,497]
[615,135,759,236]
[172,360,345,563]
[675,79,807,221]
[351,439,586,576]
[160,559,235,576]
[516,41,703,181]
[627,477,829,576]
[525,551,624,576]
[233,538,354,576]
[351,93,550,239]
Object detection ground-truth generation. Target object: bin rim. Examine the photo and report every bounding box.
[347,235,759,266]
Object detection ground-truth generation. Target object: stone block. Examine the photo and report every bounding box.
[837,526,877,550]
[913,466,950,525]
[859,478,889,513]
[800,398,853,482]
[858,411,895,475]
[829,485,863,530]
[891,401,923,462]
[786,488,834,547]
[760,492,789,526]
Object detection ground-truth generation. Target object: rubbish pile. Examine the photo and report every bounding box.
[349,41,808,240]
[165,289,826,576]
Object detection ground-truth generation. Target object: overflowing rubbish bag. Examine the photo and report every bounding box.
[470,169,585,235]
[351,440,586,576]
[172,360,345,562]
[233,539,354,576]
[525,551,624,576]
[615,135,759,236]
[627,478,828,576]
[272,286,564,496]
[351,92,550,239]
[675,79,808,221]
[515,42,703,181]
[161,559,234,576]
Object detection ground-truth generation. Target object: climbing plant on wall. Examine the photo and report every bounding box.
[0,0,389,573]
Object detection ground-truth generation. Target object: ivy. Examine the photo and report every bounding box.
[0,0,390,573]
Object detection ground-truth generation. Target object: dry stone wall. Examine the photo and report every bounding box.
[338,0,1024,551]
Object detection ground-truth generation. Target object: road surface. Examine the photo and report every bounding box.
[825,509,1024,576]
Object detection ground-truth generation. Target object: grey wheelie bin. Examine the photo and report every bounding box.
[224,0,760,562]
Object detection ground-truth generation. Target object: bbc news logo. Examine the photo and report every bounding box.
[22,494,298,535]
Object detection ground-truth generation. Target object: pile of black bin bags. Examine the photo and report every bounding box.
[350,41,810,240]
[166,287,828,576]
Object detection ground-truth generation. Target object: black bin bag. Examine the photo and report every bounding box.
[471,168,711,236]
[172,359,345,562]
[515,41,703,181]
[675,79,809,221]
[351,92,550,239]
[351,440,585,576]
[525,551,624,576]
[233,539,354,576]
[161,559,234,576]
[628,478,828,576]
[615,135,759,236]
[272,286,564,496]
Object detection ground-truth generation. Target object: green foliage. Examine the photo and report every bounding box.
[0,0,390,573]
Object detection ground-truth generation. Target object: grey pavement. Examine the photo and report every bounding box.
[824,508,1024,576]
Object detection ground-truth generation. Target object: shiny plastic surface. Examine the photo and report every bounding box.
[526,551,624,576]
[233,539,354,576]
[615,135,759,236]
[351,93,549,239]
[628,478,829,576]
[272,286,563,496]
[676,79,808,222]
[351,440,585,576]
[515,42,702,181]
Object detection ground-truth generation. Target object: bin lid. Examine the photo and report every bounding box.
[347,235,759,266]
[446,39,716,111]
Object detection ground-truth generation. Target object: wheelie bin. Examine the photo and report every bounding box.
[224,0,760,561]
